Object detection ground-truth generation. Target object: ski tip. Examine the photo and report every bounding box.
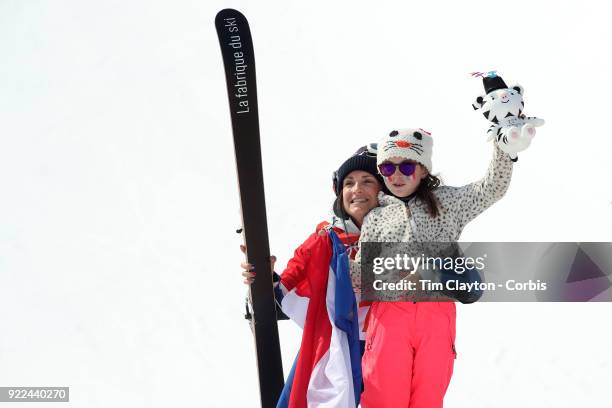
[215,8,247,25]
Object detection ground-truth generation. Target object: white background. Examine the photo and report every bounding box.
[1,0,612,407]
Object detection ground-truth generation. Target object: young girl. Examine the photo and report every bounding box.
[358,128,514,408]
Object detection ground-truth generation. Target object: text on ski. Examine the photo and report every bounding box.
[225,17,250,114]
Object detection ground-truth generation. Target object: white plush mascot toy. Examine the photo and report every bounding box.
[471,72,544,161]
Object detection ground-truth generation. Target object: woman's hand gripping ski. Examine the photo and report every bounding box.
[240,244,277,285]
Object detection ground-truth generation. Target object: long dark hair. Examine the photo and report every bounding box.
[414,174,442,218]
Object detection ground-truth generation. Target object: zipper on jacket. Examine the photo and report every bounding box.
[405,201,417,305]
[404,202,418,240]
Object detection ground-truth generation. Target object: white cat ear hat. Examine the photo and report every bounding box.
[377,128,434,173]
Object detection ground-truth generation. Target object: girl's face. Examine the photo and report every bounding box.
[380,157,428,198]
[342,170,381,227]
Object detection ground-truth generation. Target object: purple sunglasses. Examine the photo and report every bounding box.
[378,161,417,177]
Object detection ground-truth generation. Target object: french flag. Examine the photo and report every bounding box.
[276,230,362,408]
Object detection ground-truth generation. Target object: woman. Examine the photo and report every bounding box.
[357,128,514,408]
[241,145,382,407]
[241,144,382,287]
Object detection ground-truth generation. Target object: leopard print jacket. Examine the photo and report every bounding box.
[351,144,514,288]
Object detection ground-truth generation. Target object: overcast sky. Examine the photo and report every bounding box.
[1,0,611,406]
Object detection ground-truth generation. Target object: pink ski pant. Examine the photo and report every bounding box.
[361,301,457,408]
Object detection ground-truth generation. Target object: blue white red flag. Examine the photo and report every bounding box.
[276,230,362,408]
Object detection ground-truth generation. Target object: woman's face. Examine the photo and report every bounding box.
[381,157,428,198]
[341,170,381,227]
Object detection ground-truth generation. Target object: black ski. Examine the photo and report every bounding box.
[215,9,284,408]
